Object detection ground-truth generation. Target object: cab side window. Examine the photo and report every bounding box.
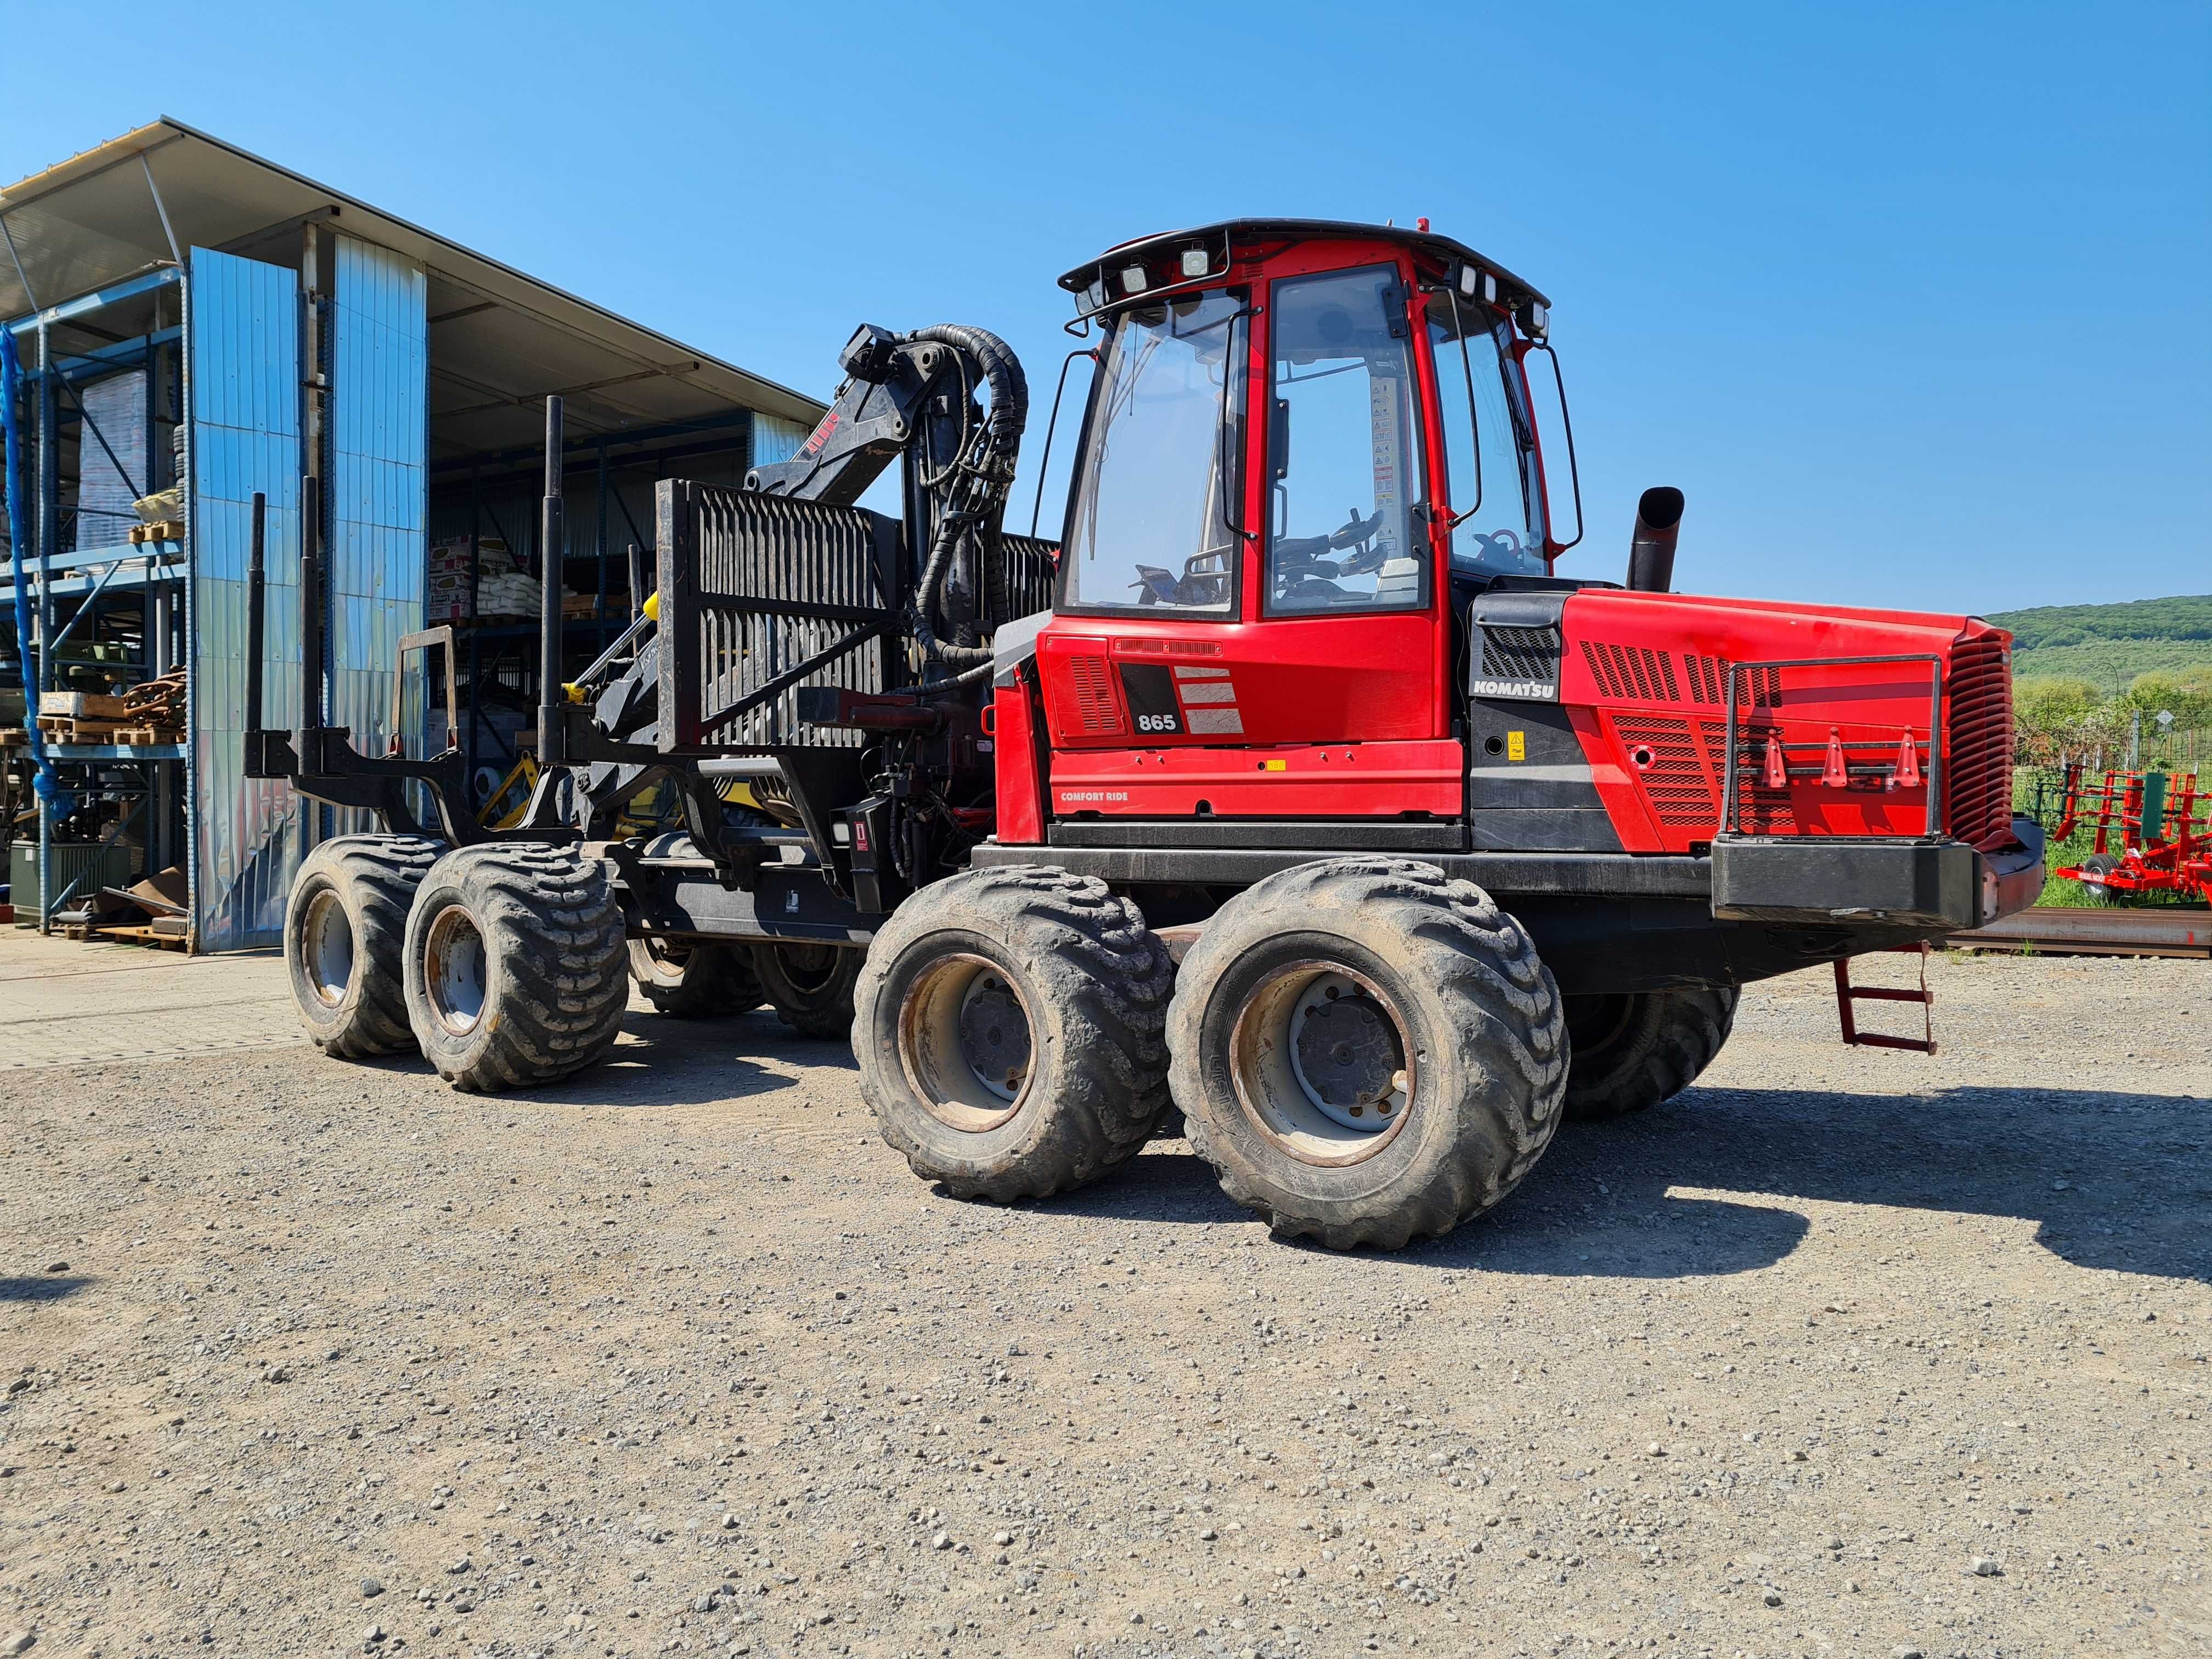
[1265,266,1428,616]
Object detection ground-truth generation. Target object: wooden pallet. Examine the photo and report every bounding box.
[35,716,184,747]
[128,520,186,545]
[92,923,188,951]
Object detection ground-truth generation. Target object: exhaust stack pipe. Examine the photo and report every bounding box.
[1626,486,1684,592]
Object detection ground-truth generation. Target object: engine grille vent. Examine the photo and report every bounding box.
[1482,624,1562,682]
[1066,655,1125,735]
[1581,641,1677,702]
[1612,714,1709,826]
[1612,713,1795,834]
[1584,642,1781,708]
[1946,637,2014,850]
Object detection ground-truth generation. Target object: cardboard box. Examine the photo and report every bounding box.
[39,691,133,720]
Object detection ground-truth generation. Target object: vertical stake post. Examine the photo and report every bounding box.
[244,492,266,737]
[537,396,566,766]
[298,476,324,747]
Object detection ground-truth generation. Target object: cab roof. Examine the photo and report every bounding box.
[1058,217,1550,310]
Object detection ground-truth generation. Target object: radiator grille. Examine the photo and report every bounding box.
[1945,636,2014,850]
[1067,654,1124,735]
[1482,624,1561,682]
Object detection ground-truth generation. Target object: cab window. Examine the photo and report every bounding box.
[1426,291,1547,578]
[1060,291,1244,615]
[1264,265,1427,616]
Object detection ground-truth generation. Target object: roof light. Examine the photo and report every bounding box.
[1520,300,1549,340]
[1120,264,1149,295]
[1179,247,1209,279]
[1458,264,1498,305]
[1085,278,1107,313]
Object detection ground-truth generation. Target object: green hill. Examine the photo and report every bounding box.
[1984,594,2212,693]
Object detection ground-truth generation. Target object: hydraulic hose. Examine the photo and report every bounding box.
[901,326,1028,678]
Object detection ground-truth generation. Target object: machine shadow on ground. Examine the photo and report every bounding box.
[0,1274,93,1304]
[1026,1085,2210,1285]
[342,1010,857,1108]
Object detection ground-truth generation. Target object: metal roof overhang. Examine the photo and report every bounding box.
[0,119,824,469]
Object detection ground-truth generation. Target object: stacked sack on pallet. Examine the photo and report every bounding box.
[427,538,568,622]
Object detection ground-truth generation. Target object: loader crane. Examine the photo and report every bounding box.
[244,219,2044,1249]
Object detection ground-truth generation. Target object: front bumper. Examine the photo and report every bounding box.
[1710,816,2045,932]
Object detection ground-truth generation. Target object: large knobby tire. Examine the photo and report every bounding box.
[753,941,863,1038]
[854,866,1174,1201]
[284,835,442,1058]
[1170,857,1566,1251]
[403,843,629,1091]
[628,936,765,1019]
[1561,986,1739,1122]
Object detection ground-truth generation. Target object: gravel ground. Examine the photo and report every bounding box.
[2,949,2207,1659]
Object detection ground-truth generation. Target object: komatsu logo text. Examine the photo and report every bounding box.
[1470,678,1556,701]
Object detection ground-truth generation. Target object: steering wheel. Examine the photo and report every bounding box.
[1328,508,1390,577]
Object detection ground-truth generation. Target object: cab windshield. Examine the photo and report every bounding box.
[1061,290,1244,614]
[1426,292,1547,578]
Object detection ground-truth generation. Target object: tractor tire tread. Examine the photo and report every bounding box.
[1561,985,1738,1122]
[856,865,1173,1203]
[286,834,442,1058]
[1171,857,1566,1251]
[404,843,627,1092]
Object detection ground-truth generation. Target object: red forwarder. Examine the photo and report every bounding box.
[252,220,2045,1250]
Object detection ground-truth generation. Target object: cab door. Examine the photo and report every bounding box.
[1039,243,1458,820]
[1223,250,1448,747]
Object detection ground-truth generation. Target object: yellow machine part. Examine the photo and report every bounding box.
[477,753,757,834]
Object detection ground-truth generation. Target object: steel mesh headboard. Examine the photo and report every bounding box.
[992,533,1059,626]
[656,481,902,751]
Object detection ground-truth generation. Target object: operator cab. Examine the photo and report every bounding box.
[1026,220,1571,817]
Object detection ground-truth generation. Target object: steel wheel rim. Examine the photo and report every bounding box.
[1228,960,1416,1167]
[896,952,1034,1132]
[422,904,489,1036]
[300,889,355,1008]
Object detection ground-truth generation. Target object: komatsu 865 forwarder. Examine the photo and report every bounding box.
[246,219,2044,1249]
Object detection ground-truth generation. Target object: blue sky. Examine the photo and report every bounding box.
[3,0,2204,615]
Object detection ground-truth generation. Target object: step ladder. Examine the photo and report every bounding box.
[1832,943,1937,1055]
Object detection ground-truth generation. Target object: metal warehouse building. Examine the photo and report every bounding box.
[1,119,825,950]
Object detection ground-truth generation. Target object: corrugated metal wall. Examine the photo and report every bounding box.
[752,413,809,470]
[327,236,427,793]
[187,247,303,952]
[76,368,149,551]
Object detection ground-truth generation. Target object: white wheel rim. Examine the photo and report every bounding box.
[423,904,489,1036]
[1229,960,1415,1167]
[300,889,354,1007]
[897,952,1034,1132]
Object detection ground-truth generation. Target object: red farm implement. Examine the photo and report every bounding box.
[2051,765,2212,904]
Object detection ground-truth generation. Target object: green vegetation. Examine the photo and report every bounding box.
[2010,637,2212,691]
[2002,602,2211,905]
[1987,594,2212,693]
[1987,593,2212,650]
